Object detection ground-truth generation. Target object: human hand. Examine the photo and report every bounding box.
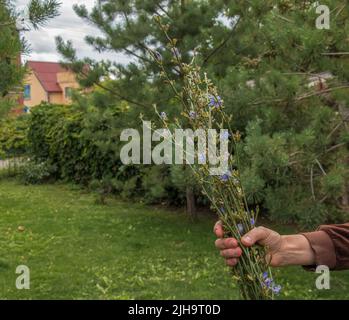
[214,221,285,267]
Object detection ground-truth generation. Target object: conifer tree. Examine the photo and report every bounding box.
[56,0,234,217]
[0,0,61,116]
[57,0,349,226]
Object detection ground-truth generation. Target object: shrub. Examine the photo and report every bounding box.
[20,160,53,185]
[0,116,29,159]
[26,94,349,228]
[26,103,185,205]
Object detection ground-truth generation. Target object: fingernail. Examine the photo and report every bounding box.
[243,236,252,244]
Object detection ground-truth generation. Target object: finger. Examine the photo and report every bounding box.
[213,221,224,238]
[226,258,238,267]
[215,238,238,250]
[241,226,272,247]
[265,252,273,266]
[220,247,242,259]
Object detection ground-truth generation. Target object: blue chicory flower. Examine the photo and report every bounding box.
[208,95,223,108]
[264,277,273,288]
[272,284,282,295]
[160,112,167,120]
[220,171,231,182]
[250,218,255,226]
[261,272,282,295]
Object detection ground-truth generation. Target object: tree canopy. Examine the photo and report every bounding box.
[0,0,61,116]
[51,0,349,227]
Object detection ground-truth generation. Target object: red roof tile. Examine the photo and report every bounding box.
[27,61,67,93]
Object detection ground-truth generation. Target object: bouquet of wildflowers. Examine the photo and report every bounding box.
[151,17,281,300]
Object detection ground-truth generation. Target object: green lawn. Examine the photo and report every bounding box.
[0,179,348,300]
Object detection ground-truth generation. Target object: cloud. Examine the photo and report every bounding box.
[16,0,130,64]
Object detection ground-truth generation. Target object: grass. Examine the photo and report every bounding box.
[0,179,348,300]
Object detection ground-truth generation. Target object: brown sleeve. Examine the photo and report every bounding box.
[301,223,349,270]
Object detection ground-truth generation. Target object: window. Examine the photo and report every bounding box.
[65,87,73,99]
[23,106,30,114]
[24,85,31,100]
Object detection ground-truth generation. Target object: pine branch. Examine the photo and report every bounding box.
[202,17,241,66]
[325,143,347,154]
[89,79,151,109]
[82,10,153,64]
[327,114,349,140]
[321,52,349,57]
[295,85,349,101]
[28,0,61,29]
[155,2,172,20]
[251,85,349,106]
[273,13,294,23]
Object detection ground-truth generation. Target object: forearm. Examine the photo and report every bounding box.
[302,224,349,270]
[276,235,316,267]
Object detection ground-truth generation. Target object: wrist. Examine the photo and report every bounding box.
[277,235,316,266]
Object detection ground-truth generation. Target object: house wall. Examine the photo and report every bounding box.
[22,67,80,108]
[57,71,79,104]
[23,71,48,107]
[49,93,64,104]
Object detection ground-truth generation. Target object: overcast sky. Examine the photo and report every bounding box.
[16,0,129,64]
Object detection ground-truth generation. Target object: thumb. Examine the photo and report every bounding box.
[241,226,273,247]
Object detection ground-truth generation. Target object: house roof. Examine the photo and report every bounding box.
[27,61,67,93]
